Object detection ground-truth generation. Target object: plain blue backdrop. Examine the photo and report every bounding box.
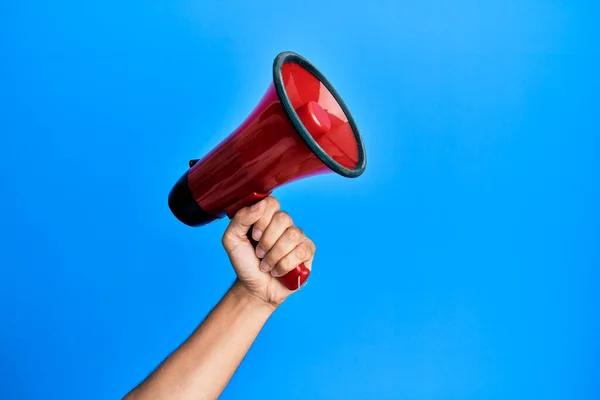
[1,1,598,399]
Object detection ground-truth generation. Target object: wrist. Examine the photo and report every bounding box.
[230,279,278,314]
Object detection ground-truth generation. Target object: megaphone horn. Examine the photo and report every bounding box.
[168,51,367,291]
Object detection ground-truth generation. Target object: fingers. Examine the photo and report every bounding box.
[222,199,267,252]
[258,224,316,278]
[271,239,315,278]
[250,197,281,241]
[223,197,316,282]
[255,211,294,259]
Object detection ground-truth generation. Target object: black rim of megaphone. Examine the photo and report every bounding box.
[272,51,366,178]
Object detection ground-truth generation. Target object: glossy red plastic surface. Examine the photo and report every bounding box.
[224,192,310,291]
[187,82,325,217]
[279,263,310,291]
[294,101,331,139]
[281,62,359,169]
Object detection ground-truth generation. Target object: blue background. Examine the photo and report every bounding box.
[1,1,598,399]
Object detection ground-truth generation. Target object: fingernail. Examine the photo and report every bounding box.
[251,202,260,211]
[270,269,280,277]
[253,228,263,241]
[259,260,270,272]
[256,247,266,258]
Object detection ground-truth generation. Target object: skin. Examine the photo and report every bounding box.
[123,196,316,400]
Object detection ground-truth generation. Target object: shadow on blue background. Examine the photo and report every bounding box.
[0,1,598,399]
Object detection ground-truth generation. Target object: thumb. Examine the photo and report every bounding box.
[222,199,266,251]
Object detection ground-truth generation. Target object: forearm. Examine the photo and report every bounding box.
[125,280,276,400]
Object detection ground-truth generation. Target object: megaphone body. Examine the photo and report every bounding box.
[168,51,366,291]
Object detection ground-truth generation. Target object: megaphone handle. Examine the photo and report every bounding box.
[224,192,311,291]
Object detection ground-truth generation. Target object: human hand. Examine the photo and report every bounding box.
[221,196,316,307]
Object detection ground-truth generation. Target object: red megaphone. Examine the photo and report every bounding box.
[168,51,366,291]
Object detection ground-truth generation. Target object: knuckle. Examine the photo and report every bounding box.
[274,211,292,226]
[221,232,236,251]
[295,246,308,261]
[265,196,280,210]
[254,217,268,230]
[286,226,303,242]
[296,242,312,260]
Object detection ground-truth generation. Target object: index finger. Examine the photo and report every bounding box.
[223,198,268,242]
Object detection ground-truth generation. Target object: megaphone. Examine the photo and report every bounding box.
[168,51,366,291]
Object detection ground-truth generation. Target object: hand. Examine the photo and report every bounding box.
[221,196,316,307]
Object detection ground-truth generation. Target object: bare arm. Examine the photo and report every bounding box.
[124,281,275,400]
[124,197,315,400]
